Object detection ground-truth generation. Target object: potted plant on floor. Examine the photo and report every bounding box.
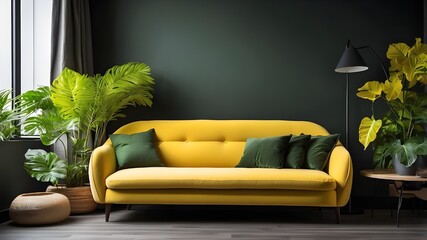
[22,62,155,213]
[357,38,427,175]
[20,86,96,214]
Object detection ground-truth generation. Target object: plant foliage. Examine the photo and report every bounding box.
[51,62,154,147]
[24,149,67,185]
[21,62,155,187]
[0,89,19,140]
[357,38,427,168]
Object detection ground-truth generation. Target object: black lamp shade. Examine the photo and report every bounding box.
[335,43,368,73]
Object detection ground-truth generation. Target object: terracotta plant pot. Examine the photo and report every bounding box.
[46,185,97,214]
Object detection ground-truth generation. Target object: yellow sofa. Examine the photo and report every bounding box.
[89,120,353,222]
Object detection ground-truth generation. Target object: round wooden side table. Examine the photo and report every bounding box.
[360,169,427,227]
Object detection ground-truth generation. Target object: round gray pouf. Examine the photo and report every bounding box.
[9,192,70,225]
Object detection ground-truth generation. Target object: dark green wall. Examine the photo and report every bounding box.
[90,0,423,199]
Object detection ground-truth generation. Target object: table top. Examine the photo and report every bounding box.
[361,169,427,182]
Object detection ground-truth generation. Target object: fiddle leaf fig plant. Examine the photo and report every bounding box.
[21,62,155,187]
[357,38,427,168]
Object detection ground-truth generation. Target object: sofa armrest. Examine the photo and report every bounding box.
[327,145,353,206]
[89,144,117,203]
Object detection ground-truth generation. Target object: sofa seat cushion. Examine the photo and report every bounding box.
[106,167,336,191]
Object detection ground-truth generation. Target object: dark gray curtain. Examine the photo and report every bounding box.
[50,0,93,81]
[50,0,94,161]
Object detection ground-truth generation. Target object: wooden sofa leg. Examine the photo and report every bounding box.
[105,204,112,222]
[335,207,341,224]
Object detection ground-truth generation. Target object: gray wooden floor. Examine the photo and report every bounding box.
[1,205,427,240]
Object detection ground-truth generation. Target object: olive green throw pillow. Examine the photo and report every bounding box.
[283,135,311,169]
[235,135,292,168]
[304,134,340,170]
[110,129,164,170]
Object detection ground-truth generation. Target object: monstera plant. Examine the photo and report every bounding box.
[357,38,427,169]
[22,62,155,187]
[20,86,78,186]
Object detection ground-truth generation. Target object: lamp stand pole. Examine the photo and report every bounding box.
[345,73,349,151]
[345,73,352,212]
[343,73,363,214]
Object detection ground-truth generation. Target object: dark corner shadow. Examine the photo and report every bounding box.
[101,205,427,227]
[105,205,340,224]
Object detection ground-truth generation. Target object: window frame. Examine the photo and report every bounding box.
[8,0,52,138]
[12,0,21,102]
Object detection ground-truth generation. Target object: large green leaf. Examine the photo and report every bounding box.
[18,86,54,114]
[0,89,11,110]
[410,38,427,55]
[389,138,421,167]
[356,81,383,101]
[101,62,154,117]
[51,68,95,123]
[24,149,67,185]
[412,136,427,156]
[23,110,75,145]
[358,116,382,150]
[92,62,155,146]
[387,42,410,65]
[50,68,97,149]
[372,144,392,169]
[382,75,402,101]
[413,53,427,84]
[402,53,424,88]
[407,92,427,124]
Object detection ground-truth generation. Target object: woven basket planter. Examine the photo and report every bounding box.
[9,192,70,225]
[46,185,97,214]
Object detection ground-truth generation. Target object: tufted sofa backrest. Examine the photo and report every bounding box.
[106,120,335,167]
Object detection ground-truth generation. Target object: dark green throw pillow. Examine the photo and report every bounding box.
[283,135,311,169]
[110,129,164,170]
[235,135,292,168]
[304,134,340,170]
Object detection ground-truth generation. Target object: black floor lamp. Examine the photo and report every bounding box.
[335,41,368,150]
[334,40,389,213]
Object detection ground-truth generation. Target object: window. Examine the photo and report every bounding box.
[20,0,52,136]
[0,0,52,137]
[21,0,52,93]
[1,0,52,93]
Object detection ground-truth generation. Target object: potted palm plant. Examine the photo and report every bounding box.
[357,38,427,175]
[22,62,155,213]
